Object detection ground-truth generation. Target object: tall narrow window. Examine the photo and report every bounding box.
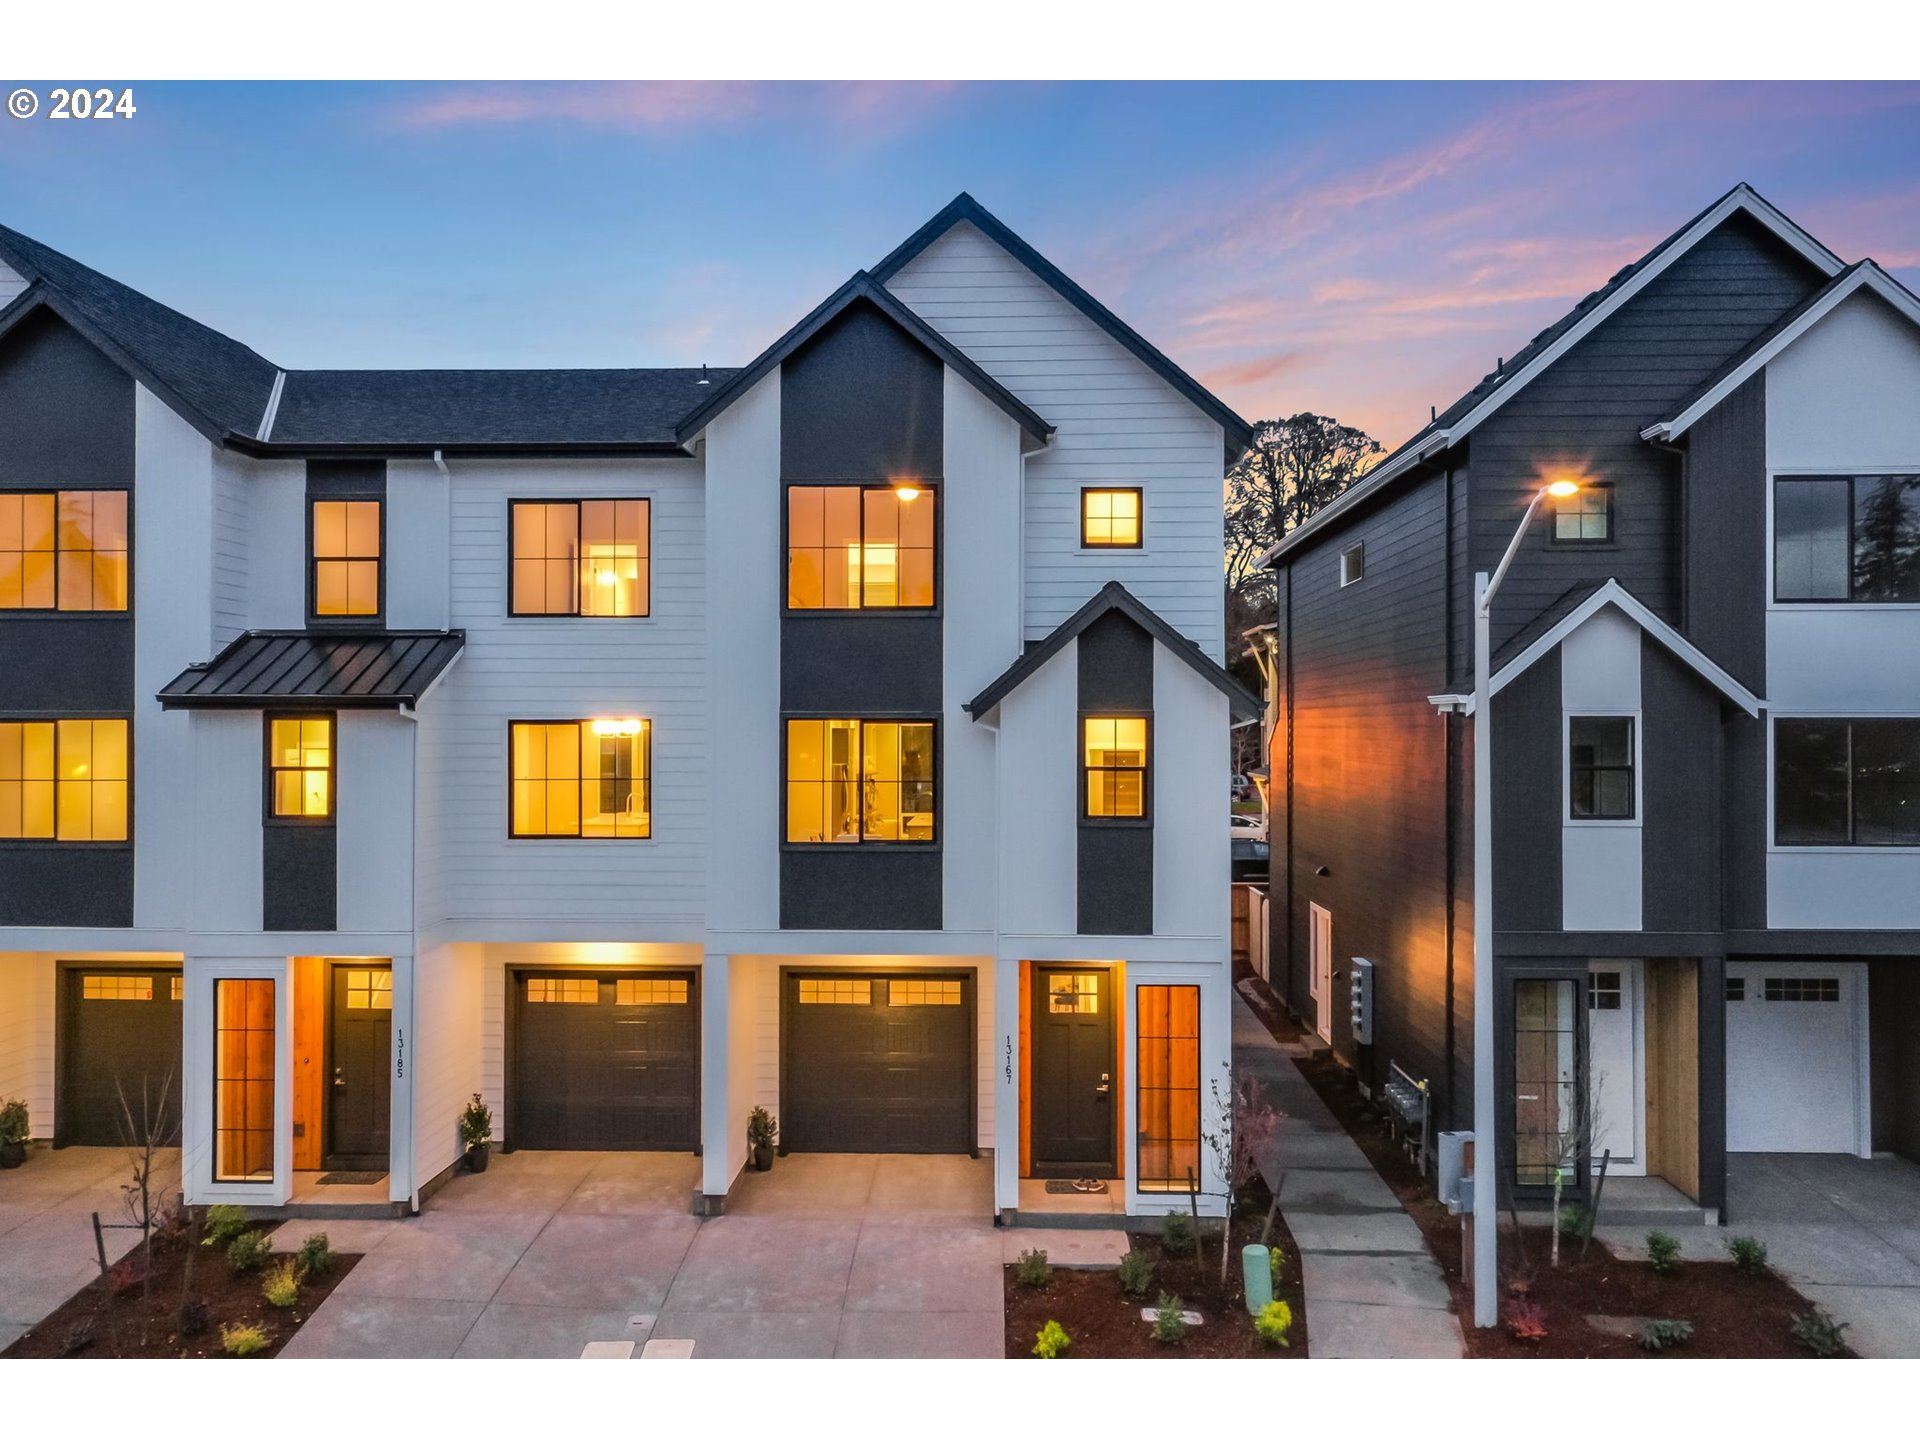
[0,718,128,841]
[1081,488,1143,548]
[784,718,936,842]
[1552,483,1613,544]
[1568,716,1635,820]
[510,719,652,838]
[509,498,651,617]
[1512,978,1580,1188]
[787,484,936,610]
[214,978,275,1184]
[1137,984,1200,1193]
[266,715,333,821]
[0,489,129,611]
[310,499,382,620]
[1084,716,1149,819]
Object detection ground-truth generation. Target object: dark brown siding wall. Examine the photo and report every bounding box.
[1470,213,1825,657]
[1278,472,1463,1118]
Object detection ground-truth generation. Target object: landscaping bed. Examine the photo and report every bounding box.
[1236,972,1852,1359]
[1003,1188,1310,1359]
[3,1214,360,1360]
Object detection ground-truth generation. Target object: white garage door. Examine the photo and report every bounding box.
[1726,962,1867,1155]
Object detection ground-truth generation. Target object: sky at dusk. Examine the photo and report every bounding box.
[1,80,1917,450]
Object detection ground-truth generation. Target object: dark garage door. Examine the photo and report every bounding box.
[782,972,972,1153]
[511,971,698,1150]
[61,967,184,1147]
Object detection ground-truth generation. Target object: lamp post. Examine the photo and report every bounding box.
[1472,476,1579,1328]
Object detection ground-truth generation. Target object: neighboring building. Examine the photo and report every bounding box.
[0,195,1257,1219]
[1261,183,1920,1216]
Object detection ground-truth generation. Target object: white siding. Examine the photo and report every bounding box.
[387,460,451,631]
[336,712,416,935]
[885,221,1228,659]
[0,954,56,1138]
[1152,646,1230,940]
[411,941,483,1196]
[209,447,254,646]
[996,640,1080,940]
[0,261,25,309]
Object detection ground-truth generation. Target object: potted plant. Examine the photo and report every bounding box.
[0,1099,28,1169]
[747,1106,778,1171]
[458,1093,493,1173]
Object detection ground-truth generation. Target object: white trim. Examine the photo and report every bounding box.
[1645,264,1920,442]
[1489,579,1763,717]
[1562,708,1644,829]
[255,370,286,444]
[1586,959,1646,1177]
[1339,542,1365,587]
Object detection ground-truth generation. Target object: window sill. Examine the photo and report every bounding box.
[1767,601,1920,612]
[1769,844,1920,855]
[1075,547,1148,557]
[780,841,942,852]
[1565,818,1641,829]
[0,839,133,850]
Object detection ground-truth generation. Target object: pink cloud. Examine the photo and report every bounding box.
[1201,352,1304,388]
[383,80,964,137]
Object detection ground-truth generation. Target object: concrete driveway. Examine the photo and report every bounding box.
[0,1146,181,1351]
[281,1150,1008,1359]
[1599,1152,1920,1358]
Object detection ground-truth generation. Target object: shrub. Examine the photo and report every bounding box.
[1268,1243,1288,1281]
[0,1098,28,1146]
[458,1092,493,1149]
[1645,1231,1682,1274]
[1557,1201,1591,1242]
[106,1257,142,1295]
[1152,1291,1188,1345]
[177,1298,209,1337]
[201,1204,248,1247]
[1727,1235,1769,1275]
[1789,1308,1850,1358]
[1116,1247,1155,1298]
[1014,1248,1051,1289]
[1504,1298,1549,1343]
[1032,1319,1072,1359]
[221,1323,269,1357]
[262,1259,300,1308]
[1254,1299,1293,1348]
[295,1232,335,1278]
[1160,1211,1196,1257]
[1639,1318,1694,1353]
[226,1228,272,1274]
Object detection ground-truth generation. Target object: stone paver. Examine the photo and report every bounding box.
[280,1294,486,1359]
[1233,988,1465,1359]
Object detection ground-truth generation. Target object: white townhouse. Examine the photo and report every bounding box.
[0,197,1258,1221]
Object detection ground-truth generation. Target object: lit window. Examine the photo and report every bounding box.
[0,490,129,611]
[343,969,392,1010]
[0,718,128,841]
[1137,984,1200,1193]
[214,978,275,1184]
[510,719,652,839]
[797,978,871,1005]
[1047,973,1100,1014]
[83,974,154,1001]
[787,484,935,610]
[311,499,382,619]
[1081,488,1142,548]
[785,718,935,843]
[526,977,599,1004]
[614,977,689,1006]
[1553,484,1613,544]
[889,978,962,1006]
[171,975,184,1002]
[1084,717,1148,819]
[267,716,333,820]
[510,499,651,617]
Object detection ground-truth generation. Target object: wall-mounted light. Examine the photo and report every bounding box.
[590,718,643,737]
[1546,478,1580,499]
[893,484,922,502]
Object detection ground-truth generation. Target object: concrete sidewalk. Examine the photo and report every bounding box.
[1232,990,1464,1358]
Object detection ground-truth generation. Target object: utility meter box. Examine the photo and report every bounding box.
[1438,1130,1474,1212]
[1348,955,1375,1045]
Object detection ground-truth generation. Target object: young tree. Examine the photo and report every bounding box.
[1200,1067,1284,1288]
[1224,413,1384,610]
[114,1066,180,1339]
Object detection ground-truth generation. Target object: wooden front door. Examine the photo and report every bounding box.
[326,965,392,1169]
[1030,967,1115,1176]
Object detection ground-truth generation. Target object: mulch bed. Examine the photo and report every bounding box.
[1003,1186,1310,1359]
[3,1220,360,1360]
[1237,971,1852,1359]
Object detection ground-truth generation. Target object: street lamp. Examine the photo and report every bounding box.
[1471,474,1579,1328]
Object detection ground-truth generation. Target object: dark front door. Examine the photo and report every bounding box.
[511,971,698,1150]
[60,968,184,1147]
[327,965,393,1169]
[1031,966,1115,1176]
[782,972,973,1153]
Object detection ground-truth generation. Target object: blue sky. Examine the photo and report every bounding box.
[2,80,1917,447]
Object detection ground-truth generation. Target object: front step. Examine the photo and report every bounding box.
[239,1201,407,1221]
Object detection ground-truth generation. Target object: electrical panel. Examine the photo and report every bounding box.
[1349,955,1374,1045]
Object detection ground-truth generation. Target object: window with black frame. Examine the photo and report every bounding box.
[1774,475,1920,603]
[1552,483,1613,544]
[1513,978,1579,1188]
[1569,715,1634,820]
[1775,717,1920,846]
[784,718,936,843]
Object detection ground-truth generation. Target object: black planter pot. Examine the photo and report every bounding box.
[0,1140,25,1169]
[753,1144,773,1172]
[467,1143,491,1173]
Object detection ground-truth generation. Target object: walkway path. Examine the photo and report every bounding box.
[1232,989,1464,1358]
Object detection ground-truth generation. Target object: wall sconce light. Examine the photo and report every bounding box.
[590,718,643,737]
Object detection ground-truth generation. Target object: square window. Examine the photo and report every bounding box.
[784,718,935,844]
[511,720,651,838]
[1587,973,1622,1011]
[0,491,127,612]
[1081,488,1143,547]
[0,718,128,842]
[1553,484,1614,544]
[787,484,935,610]
[510,498,651,616]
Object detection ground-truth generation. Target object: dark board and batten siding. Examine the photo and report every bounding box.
[263,822,337,932]
[0,310,136,926]
[778,301,944,931]
[1077,608,1153,935]
[1491,647,1562,934]
[1275,472,1467,1123]
[1640,639,1723,935]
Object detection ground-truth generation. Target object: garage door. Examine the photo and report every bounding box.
[782,972,972,1153]
[511,971,697,1150]
[61,967,183,1147]
[1727,962,1866,1154]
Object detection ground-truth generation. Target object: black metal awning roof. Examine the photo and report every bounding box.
[158,629,464,709]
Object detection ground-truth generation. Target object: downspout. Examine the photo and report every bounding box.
[433,450,453,631]
[1443,462,1459,1130]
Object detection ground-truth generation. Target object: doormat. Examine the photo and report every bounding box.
[317,1171,385,1186]
[1044,1179,1109,1195]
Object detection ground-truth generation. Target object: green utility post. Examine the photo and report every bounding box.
[1241,1245,1273,1314]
